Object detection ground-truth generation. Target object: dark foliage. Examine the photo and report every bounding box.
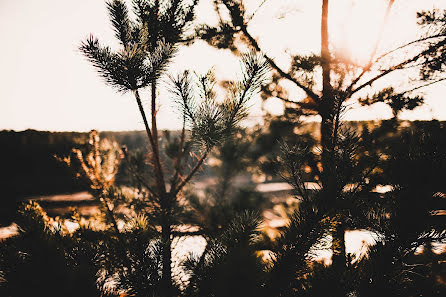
[184,211,265,297]
[0,202,101,296]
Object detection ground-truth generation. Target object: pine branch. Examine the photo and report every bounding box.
[145,40,177,84]
[168,70,198,127]
[107,0,132,46]
[222,51,270,130]
[266,204,327,296]
[101,196,121,235]
[170,52,269,150]
[279,142,311,201]
[80,35,132,92]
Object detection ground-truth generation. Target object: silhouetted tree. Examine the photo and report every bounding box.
[78,0,269,295]
[195,0,446,268]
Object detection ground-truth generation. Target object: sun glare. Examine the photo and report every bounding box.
[329,0,390,65]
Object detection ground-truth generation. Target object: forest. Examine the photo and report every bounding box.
[1,1,446,296]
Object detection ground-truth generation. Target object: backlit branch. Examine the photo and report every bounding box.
[122,146,157,198]
[173,150,208,195]
[240,25,321,103]
[345,0,395,94]
[350,38,446,95]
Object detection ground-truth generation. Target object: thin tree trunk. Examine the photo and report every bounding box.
[134,87,173,295]
[171,115,186,187]
[321,0,330,98]
[161,204,173,297]
[149,83,167,195]
[151,83,160,152]
[133,89,166,193]
[320,0,335,201]
[331,219,347,269]
[320,0,346,269]
[320,0,333,171]
[320,115,335,187]
[147,83,173,296]
[161,223,173,297]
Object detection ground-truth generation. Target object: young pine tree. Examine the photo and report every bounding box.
[195,0,446,268]
[79,0,269,295]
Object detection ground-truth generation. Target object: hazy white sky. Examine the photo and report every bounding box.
[1,0,445,132]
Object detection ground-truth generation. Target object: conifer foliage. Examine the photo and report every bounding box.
[1,2,445,297]
[77,0,269,296]
[196,0,446,268]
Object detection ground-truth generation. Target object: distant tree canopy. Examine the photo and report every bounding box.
[0,129,178,226]
[0,130,87,199]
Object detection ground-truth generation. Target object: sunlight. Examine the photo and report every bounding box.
[329,0,390,65]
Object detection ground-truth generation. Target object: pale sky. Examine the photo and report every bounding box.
[1,0,445,132]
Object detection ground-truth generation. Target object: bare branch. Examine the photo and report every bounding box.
[173,150,208,195]
[403,77,446,94]
[346,33,446,95]
[374,34,446,66]
[122,146,158,198]
[246,0,269,22]
[350,38,446,95]
[239,26,321,103]
[345,0,395,94]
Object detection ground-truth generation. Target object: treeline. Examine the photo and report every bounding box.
[0,129,160,200]
[1,120,444,200]
[0,130,150,225]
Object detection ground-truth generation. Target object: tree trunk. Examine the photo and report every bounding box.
[320,0,334,192]
[320,113,335,195]
[161,227,173,296]
[161,194,173,297]
[331,219,346,269]
[320,0,347,269]
[321,111,347,269]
